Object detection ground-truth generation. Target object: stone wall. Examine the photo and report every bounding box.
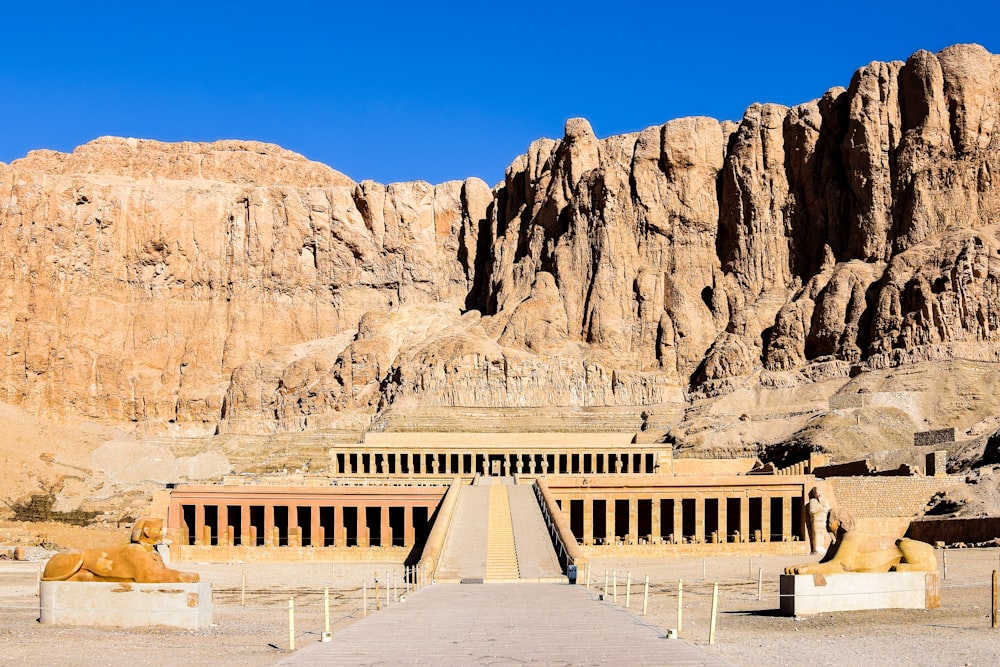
[829,476,962,537]
[914,429,956,447]
[906,517,1000,545]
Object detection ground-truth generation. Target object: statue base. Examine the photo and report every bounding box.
[780,572,940,616]
[40,581,213,629]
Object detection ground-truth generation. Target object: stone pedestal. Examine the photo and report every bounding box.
[40,582,213,629]
[779,572,939,616]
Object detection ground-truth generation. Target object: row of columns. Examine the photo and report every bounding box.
[177,502,426,548]
[561,493,802,546]
[330,451,659,476]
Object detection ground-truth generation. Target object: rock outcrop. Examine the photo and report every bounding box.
[2,44,1000,434]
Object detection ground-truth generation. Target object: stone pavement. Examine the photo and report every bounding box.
[507,485,564,581]
[277,583,730,666]
[435,485,489,582]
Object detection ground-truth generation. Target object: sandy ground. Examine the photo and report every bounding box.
[3,551,1000,666]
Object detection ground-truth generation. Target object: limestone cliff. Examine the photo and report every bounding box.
[3,44,1000,435]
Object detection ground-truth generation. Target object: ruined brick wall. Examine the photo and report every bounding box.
[906,517,1000,544]
[914,429,956,447]
[829,477,962,520]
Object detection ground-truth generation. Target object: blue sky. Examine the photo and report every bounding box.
[2,1,998,185]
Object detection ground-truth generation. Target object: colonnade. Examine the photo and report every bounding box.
[551,489,806,546]
[329,449,664,476]
[167,486,446,552]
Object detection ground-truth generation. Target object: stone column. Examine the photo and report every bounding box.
[404,505,415,546]
[672,497,683,543]
[650,496,661,543]
[357,506,368,547]
[740,496,750,543]
[628,496,638,545]
[394,452,401,475]
[639,454,646,474]
[782,496,792,542]
[582,498,593,545]
[694,497,705,543]
[333,505,345,547]
[761,496,771,543]
[529,455,536,474]
[381,505,391,548]
[264,504,275,547]
[193,504,205,546]
[241,504,252,547]
[717,497,728,543]
[311,505,321,548]
[605,495,615,544]
[329,451,339,475]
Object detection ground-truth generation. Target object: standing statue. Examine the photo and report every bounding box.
[806,487,831,555]
[785,508,937,575]
[42,517,199,583]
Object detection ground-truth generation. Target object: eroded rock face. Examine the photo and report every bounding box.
[3,44,1000,433]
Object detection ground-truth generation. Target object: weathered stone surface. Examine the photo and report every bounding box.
[3,44,1000,434]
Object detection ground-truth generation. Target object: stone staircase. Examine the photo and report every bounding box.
[434,477,564,584]
[485,484,520,581]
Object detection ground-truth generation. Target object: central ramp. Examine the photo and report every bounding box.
[435,478,564,583]
[279,583,730,666]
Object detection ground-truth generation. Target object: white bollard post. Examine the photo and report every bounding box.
[677,579,683,633]
[944,550,948,580]
[709,582,718,645]
[586,562,591,590]
[626,571,632,609]
[613,570,618,604]
[604,570,609,598]
[393,570,397,602]
[642,574,649,616]
[288,597,296,651]
[757,567,763,601]
[324,587,330,635]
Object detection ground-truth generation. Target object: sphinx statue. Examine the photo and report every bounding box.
[785,508,937,575]
[42,517,199,583]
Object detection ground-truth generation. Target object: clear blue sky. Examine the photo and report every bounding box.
[2,1,998,185]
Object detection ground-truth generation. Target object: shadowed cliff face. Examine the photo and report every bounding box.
[1,44,1000,434]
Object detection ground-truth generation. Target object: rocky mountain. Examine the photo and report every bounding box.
[2,44,1000,438]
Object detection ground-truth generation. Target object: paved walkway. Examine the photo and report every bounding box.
[278,583,730,666]
[507,485,563,580]
[436,485,489,582]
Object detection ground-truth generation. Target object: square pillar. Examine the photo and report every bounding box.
[650,496,661,543]
[582,498,593,545]
[782,496,792,542]
[357,506,368,547]
[605,496,615,544]
[628,496,638,545]
[740,496,750,543]
[672,497,683,543]
[241,504,252,547]
[761,496,771,543]
[264,505,275,547]
[694,497,705,543]
[381,505,391,548]
[404,505,415,546]
[194,504,206,546]
[329,451,339,475]
[333,505,345,547]
[717,496,728,543]
[311,505,321,548]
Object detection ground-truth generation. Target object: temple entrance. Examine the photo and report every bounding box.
[491,458,501,476]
